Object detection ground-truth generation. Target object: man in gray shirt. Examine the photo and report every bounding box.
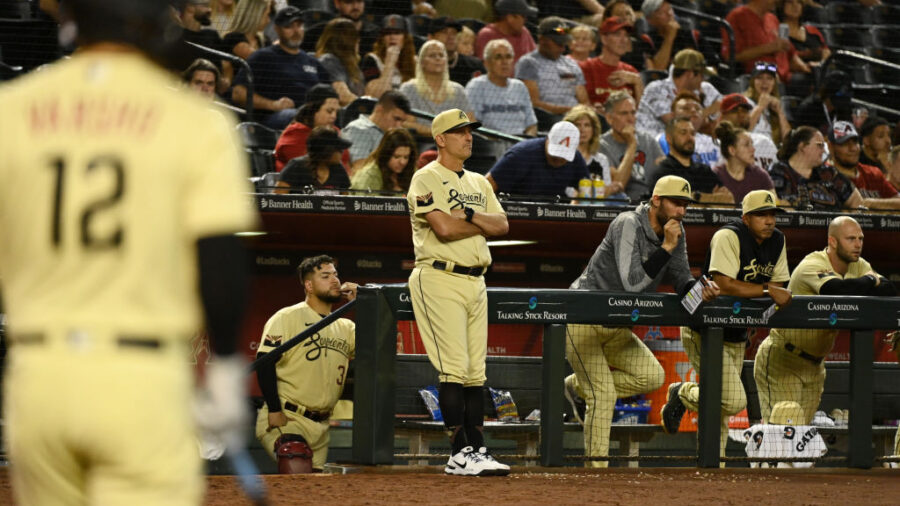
[341,91,411,173]
[599,91,665,204]
[564,175,720,467]
[515,17,590,120]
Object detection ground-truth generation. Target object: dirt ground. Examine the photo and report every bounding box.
[3,466,900,505]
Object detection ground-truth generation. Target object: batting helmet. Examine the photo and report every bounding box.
[274,434,314,474]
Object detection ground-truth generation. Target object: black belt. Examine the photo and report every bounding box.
[784,342,824,364]
[432,260,485,277]
[283,402,331,422]
[12,332,162,350]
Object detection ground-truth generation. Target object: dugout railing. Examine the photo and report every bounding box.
[351,284,899,469]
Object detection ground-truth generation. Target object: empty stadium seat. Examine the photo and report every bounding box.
[870,26,898,49]
[869,5,900,24]
[237,122,280,177]
[0,18,61,71]
[801,5,827,25]
[824,2,869,25]
[864,47,900,65]
[820,26,870,50]
[337,97,376,129]
[0,0,30,18]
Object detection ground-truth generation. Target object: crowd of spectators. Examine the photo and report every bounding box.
[148,0,900,207]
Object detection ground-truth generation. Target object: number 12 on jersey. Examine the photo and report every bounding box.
[49,154,125,250]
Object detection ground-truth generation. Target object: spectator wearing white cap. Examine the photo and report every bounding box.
[635,49,722,138]
[474,0,538,65]
[633,0,699,71]
[486,121,589,198]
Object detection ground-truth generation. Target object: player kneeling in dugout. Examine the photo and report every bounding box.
[254,255,357,473]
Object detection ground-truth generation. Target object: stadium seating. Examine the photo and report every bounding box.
[824,2,869,25]
[236,122,280,177]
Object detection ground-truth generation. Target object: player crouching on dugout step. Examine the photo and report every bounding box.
[254,255,357,473]
[662,190,793,457]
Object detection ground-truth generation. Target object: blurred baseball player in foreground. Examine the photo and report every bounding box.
[754,216,896,424]
[0,0,256,506]
[662,190,792,457]
[407,109,510,476]
[565,175,719,467]
[255,255,357,473]
[0,1,257,504]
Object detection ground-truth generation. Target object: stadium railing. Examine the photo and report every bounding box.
[351,284,899,469]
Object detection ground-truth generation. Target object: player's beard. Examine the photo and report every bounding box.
[835,243,860,264]
[317,288,342,304]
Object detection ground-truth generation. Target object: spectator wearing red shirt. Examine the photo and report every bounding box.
[274,84,349,171]
[722,0,803,84]
[579,17,644,110]
[827,121,900,211]
[474,0,537,64]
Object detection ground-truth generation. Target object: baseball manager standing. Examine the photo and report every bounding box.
[0,0,257,504]
[407,109,510,477]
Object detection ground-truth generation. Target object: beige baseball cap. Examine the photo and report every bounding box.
[431,109,482,138]
[652,175,694,202]
[769,401,805,425]
[742,189,783,216]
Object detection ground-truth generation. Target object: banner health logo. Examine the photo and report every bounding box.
[829,312,838,326]
[733,301,741,314]
[528,296,538,310]
[631,309,640,322]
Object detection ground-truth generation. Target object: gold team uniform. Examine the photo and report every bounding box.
[0,53,256,505]
[407,161,504,386]
[754,249,874,424]
[254,302,355,470]
[679,221,789,454]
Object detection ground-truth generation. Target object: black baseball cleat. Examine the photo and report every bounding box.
[660,382,686,434]
[564,374,586,426]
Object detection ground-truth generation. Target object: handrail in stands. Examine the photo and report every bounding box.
[816,49,900,120]
[185,41,255,122]
[671,5,737,78]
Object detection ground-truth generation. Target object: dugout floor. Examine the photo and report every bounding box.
[3,466,899,505]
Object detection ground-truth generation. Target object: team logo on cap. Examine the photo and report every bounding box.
[764,193,774,204]
[416,192,434,207]
[558,137,571,147]
[681,183,690,193]
[458,111,467,120]
[833,121,855,140]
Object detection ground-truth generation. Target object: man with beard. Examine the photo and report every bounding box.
[254,255,358,473]
[754,216,896,424]
[826,120,900,210]
[661,191,792,458]
[170,0,228,78]
[564,175,720,466]
[232,6,333,129]
[716,93,778,171]
[654,116,734,204]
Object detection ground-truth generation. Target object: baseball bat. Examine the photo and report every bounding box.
[249,299,357,372]
[228,446,268,506]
